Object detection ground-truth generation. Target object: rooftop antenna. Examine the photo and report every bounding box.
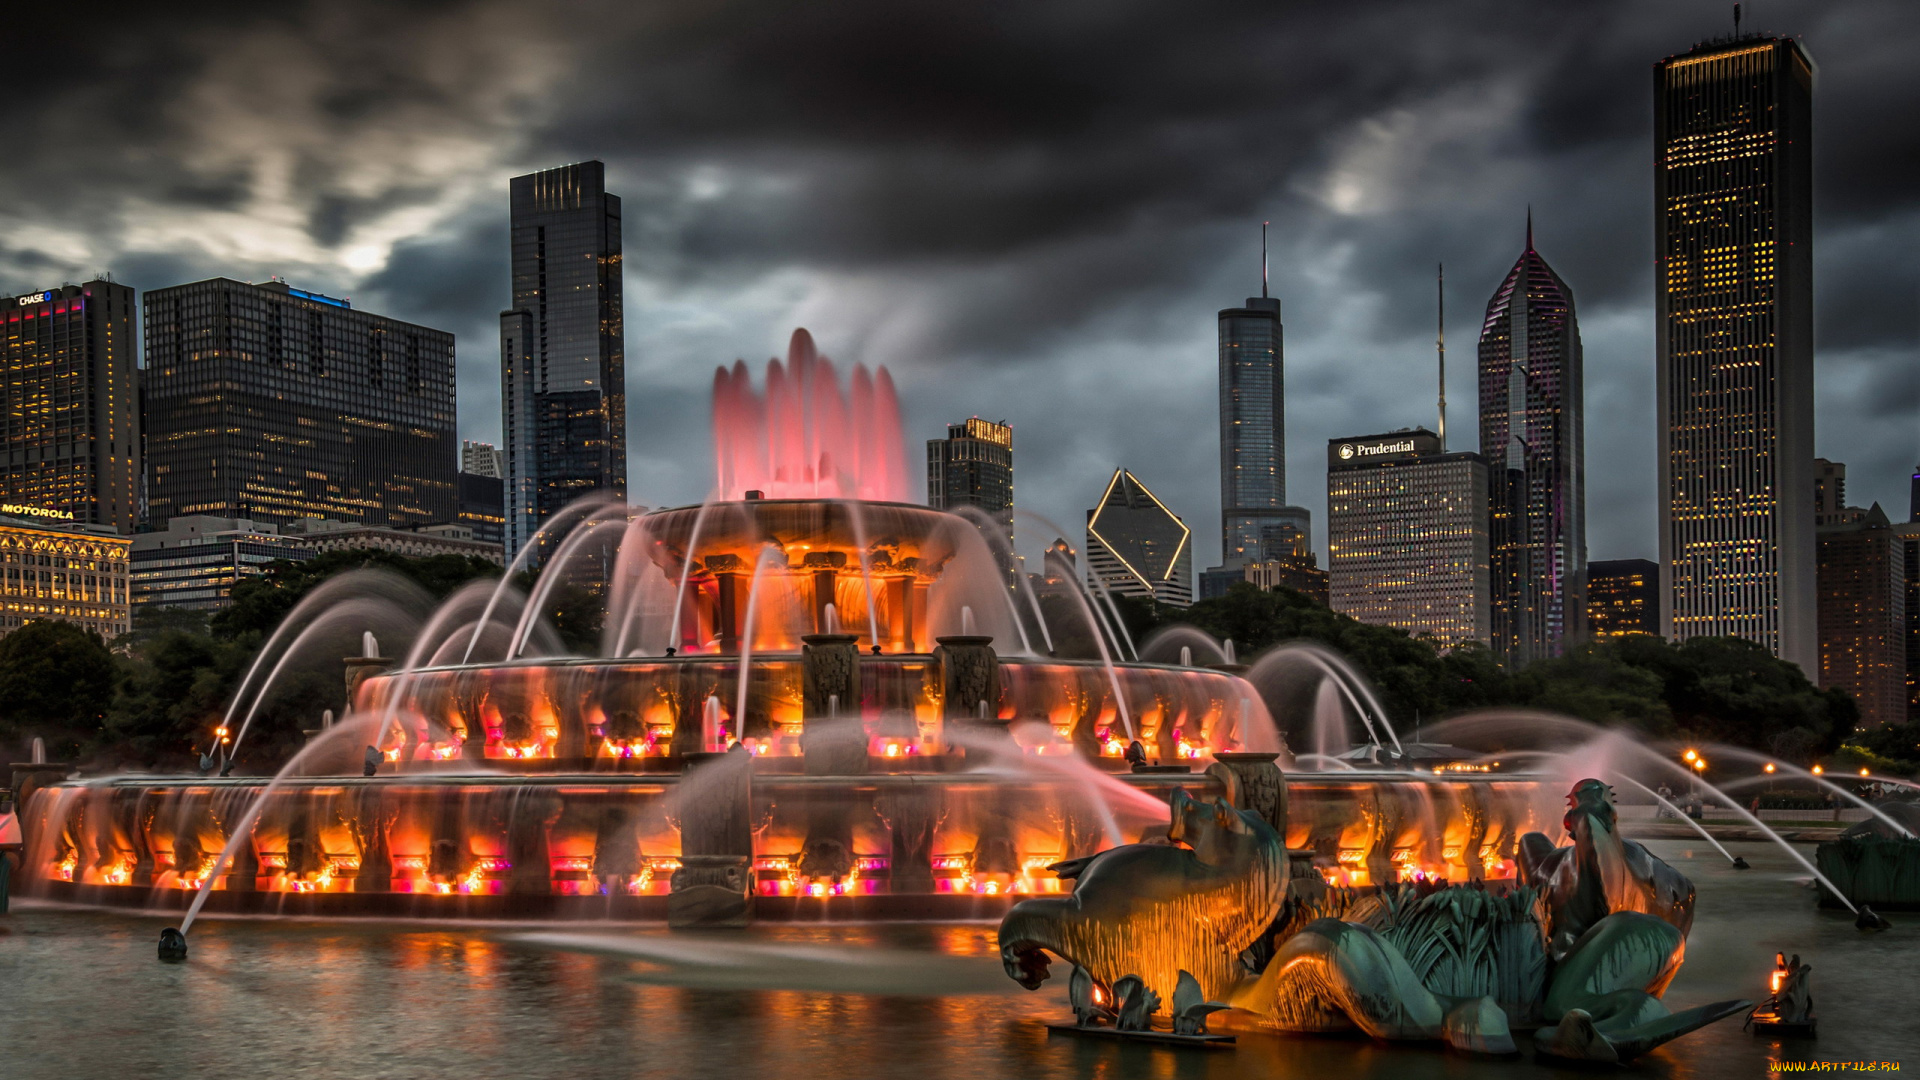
[1261,221,1270,299]
[1436,263,1447,451]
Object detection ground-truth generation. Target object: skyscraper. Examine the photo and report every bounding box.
[502,161,627,559]
[1477,220,1585,665]
[462,439,505,479]
[1327,429,1490,649]
[0,281,140,532]
[1215,265,1311,579]
[1817,504,1905,729]
[458,472,506,548]
[1655,34,1816,671]
[143,278,457,529]
[927,417,1013,539]
[1243,522,1330,607]
[1086,469,1193,607]
[1813,458,1850,526]
[1586,559,1661,638]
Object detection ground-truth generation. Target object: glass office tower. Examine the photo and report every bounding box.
[1655,34,1816,671]
[0,281,140,532]
[927,418,1013,525]
[1477,222,1585,666]
[928,417,1015,575]
[143,279,456,529]
[501,161,627,559]
[1217,293,1311,576]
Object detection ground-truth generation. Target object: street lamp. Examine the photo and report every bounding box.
[1812,764,1824,776]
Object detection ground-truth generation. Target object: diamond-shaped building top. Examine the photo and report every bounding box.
[1085,468,1193,607]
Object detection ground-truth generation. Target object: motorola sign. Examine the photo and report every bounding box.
[0,503,74,520]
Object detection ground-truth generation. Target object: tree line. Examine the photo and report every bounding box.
[1103,583,1906,771]
[2,560,1911,775]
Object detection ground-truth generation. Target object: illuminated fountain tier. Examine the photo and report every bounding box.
[9,333,1549,922]
[12,494,1550,920]
[17,764,1546,921]
[370,498,1269,766]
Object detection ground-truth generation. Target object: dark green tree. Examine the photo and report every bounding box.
[1657,635,1857,759]
[102,612,248,768]
[1134,584,1509,734]
[1852,719,1920,774]
[0,620,116,759]
[1506,638,1672,732]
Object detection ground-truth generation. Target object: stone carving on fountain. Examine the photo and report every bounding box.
[999,778,1749,1060]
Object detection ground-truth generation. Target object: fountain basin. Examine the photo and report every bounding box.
[14,770,1546,919]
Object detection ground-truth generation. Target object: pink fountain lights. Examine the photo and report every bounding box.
[713,328,912,503]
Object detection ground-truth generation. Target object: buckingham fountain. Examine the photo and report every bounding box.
[5,330,1763,1061]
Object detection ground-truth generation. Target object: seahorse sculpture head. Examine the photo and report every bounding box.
[1563,777,1616,834]
[1519,779,1695,958]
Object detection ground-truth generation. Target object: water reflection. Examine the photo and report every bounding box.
[2,849,1914,1080]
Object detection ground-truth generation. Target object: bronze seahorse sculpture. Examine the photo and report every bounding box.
[998,789,1286,1009]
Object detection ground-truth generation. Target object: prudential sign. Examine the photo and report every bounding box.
[1329,433,1433,466]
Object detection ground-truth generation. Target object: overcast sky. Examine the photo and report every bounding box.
[4,0,1916,569]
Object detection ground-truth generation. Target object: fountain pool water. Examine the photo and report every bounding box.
[4,838,1913,1078]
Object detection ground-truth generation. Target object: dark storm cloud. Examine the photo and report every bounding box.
[2,0,1918,564]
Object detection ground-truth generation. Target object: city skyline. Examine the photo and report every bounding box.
[1,5,1916,577]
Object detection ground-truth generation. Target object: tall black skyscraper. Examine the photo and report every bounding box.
[0,280,140,532]
[1655,34,1816,671]
[1477,220,1585,665]
[143,278,456,529]
[1216,269,1309,576]
[501,161,627,558]
[928,417,1014,540]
